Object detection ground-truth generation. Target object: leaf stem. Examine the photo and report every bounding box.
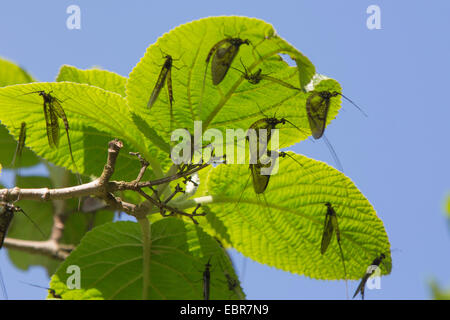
[138,216,151,300]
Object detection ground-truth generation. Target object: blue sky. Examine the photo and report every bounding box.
[0,0,449,299]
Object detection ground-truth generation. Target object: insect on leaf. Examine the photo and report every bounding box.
[208,38,250,85]
[306,91,333,140]
[233,59,301,90]
[43,98,60,148]
[32,91,81,185]
[11,121,27,167]
[147,55,173,110]
[203,258,212,300]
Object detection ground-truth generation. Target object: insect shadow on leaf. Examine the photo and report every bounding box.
[353,253,386,300]
[10,121,27,168]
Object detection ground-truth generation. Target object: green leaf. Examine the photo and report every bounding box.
[5,174,114,276]
[0,57,40,168]
[0,123,40,169]
[430,280,450,300]
[0,57,35,87]
[49,218,245,300]
[6,176,58,275]
[56,65,127,97]
[126,16,327,150]
[195,151,392,280]
[0,82,168,180]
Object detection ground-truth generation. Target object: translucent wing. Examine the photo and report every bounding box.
[306,91,331,139]
[250,162,271,194]
[44,101,60,148]
[147,57,171,109]
[211,38,248,85]
[320,208,334,254]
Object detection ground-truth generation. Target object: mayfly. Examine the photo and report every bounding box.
[202,257,212,300]
[247,116,309,160]
[305,90,367,172]
[147,54,174,110]
[0,202,46,249]
[306,90,367,140]
[233,116,310,211]
[206,37,250,85]
[10,122,27,167]
[233,58,301,91]
[320,202,348,298]
[353,253,386,300]
[26,91,82,186]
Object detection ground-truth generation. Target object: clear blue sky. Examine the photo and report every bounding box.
[0,0,449,299]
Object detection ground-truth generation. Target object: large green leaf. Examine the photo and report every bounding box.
[193,151,392,280]
[0,82,168,180]
[49,219,245,300]
[56,65,127,97]
[0,57,35,87]
[0,123,40,168]
[5,174,114,276]
[6,176,58,275]
[0,57,40,168]
[126,16,329,150]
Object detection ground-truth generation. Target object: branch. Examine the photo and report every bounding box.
[3,238,74,260]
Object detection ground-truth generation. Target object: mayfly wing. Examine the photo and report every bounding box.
[211,38,249,85]
[306,91,331,140]
[11,122,27,167]
[43,93,82,186]
[249,162,271,194]
[324,202,348,298]
[320,205,334,255]
[166,66,174,132]
[203,258,212,300]
[0,203,15,249]
[43,99,60,148]
[147,55,172,109]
